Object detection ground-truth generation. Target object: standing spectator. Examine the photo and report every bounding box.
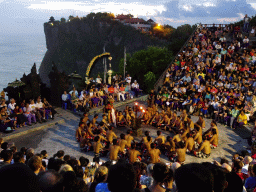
[131,80,140,97]
[96,74,102,87]
[243,14,250,33]
[125,74,132,84]
[62,91,69,110]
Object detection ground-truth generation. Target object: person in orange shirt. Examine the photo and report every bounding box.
[108,85,115,94]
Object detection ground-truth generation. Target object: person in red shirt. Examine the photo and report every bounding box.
[108,85,115,94]
[228,96,235,107]
[210,86,218,94]
[232,159,248,182]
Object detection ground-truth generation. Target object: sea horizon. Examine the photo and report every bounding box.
[0,32,47,96]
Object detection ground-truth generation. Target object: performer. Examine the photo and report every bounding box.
[116,111,126,127]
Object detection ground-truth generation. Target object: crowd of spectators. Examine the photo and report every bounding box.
[2,141,256,192]
[61,74,141,112]
[0,92,56,133]
[152,23,256,129]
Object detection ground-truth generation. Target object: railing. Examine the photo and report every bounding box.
[153,24,200,91]
[201,24,229,28]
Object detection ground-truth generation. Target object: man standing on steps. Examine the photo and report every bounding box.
[244,14,250,33]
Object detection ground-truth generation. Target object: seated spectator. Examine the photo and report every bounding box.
[23,103,36,125]
[0,149,13,168]
[7,98,16,113]
[38,170,64,192]
[89,166,108,192]
[0,107,16,132]
[107,162,136,192]
[0,163,41,192]
[29,99,43,123]
[43,97,56,119]
[14,105,27,127]
[140,163,154,188]
[70,92,79,112]
[27,155,44,175]
[174,163,214,192]
[142,162,169,192]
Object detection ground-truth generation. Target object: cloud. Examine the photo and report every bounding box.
[179,0,255,18]
[161,0,180,18]
[27,1,167,17]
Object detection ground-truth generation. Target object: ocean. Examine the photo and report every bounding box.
[0,33,47,93]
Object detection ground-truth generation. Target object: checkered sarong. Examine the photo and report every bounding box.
[194,141,200,148]
[194,151,210,158]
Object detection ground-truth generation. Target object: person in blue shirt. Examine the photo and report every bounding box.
[245,164,256,190]
[205,92,212,100]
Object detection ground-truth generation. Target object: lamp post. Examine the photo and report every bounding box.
[107,56,113,85]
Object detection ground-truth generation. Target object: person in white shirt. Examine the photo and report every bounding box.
[96,75,102,85]
[125,74,132,84]
[228,44,235,50]
[216,80,223,88]
[242,156,252,175]
[215,42,222,51]
[23,103,36,125]
[219,35,226,43]
[116,85,125,101]
[36,97,46,120]
[131,80,140,97]
[29,99,42,123]
[80,88,87,96]
[7,99,16,113]
[252,53,256,63]
[69,87,79,97]
[62,91,69,110]
[243,36,249,49]
[79,92,86,101]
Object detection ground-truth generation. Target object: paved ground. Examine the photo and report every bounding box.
[4,100,252,164]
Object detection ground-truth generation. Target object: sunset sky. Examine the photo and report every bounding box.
[0,0,255,34]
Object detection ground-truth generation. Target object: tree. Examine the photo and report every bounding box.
[49,16,55,22]
[127,14,134,18]
[122,46,173,93]
[144,72,156,93]
[69,15,74,21]
[60,17,66,23]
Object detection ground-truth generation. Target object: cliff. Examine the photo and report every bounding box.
[39,18,167,86]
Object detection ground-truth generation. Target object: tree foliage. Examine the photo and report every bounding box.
[144,71,156,93]
[119,46,173,93]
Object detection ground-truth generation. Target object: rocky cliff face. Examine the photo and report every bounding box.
[39,19,165,87]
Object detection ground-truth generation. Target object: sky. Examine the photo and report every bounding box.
[0,0,256,35]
